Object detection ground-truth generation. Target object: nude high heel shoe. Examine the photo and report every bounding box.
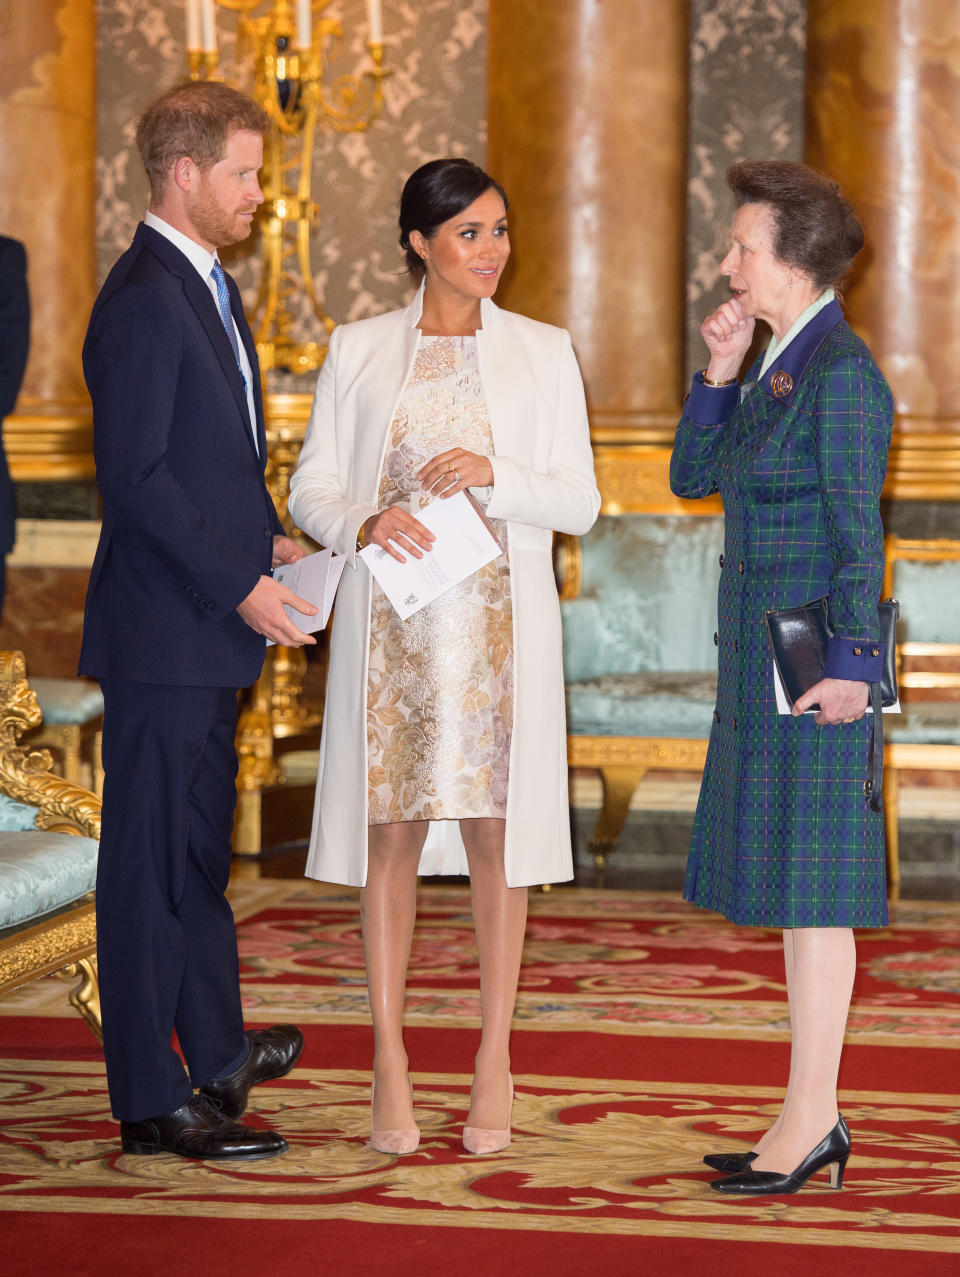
[462,1073,514,1156]
[370,1078,420,1156]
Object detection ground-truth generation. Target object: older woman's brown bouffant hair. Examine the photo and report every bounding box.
[727,160,865,290]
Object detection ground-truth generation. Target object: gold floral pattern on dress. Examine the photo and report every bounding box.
[367,336,513,825]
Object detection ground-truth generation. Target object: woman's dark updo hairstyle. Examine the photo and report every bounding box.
[399,157,508,279]
[727,159,864,290]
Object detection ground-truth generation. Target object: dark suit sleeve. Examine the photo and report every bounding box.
[0,239,30,421]
[84,286,263,618]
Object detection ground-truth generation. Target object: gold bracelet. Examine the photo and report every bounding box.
[356,521,367,550]
[701,369,738,387]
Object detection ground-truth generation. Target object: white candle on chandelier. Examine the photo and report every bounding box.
[200,0,217,52]
[186,0,201,52]
[296,0,312,50]
[366,0,383,44]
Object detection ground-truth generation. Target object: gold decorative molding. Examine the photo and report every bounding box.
[3,407,95,482]
[590,443,723,516]
[590,430,960,509]
[0,902,96,986]
[568,735,709,771]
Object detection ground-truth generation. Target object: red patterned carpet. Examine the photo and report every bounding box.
[1,882,959,1275]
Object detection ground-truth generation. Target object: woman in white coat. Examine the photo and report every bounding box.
[288,159,599,1157]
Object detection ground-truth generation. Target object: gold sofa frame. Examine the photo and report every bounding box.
[0,651,102,1038]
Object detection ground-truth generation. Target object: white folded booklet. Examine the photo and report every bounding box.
[772,663,900,715]
[269,546,346,644]
[359,490,503,620]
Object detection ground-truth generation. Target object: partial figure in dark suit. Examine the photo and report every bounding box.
[0,235,30,616]
[81,81,318,1160]
[671,162,893,1198]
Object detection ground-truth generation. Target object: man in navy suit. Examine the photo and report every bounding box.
[0,234,29,617]
[81,81,317,1159]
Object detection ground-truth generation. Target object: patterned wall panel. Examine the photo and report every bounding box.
[95,0,487,378]
[94,2,809,389]
[686,0,806,384]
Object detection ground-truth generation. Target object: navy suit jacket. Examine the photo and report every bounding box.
[80,223,283,687]
[0,236,30,554]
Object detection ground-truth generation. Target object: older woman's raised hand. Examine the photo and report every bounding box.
[701,295,755,383]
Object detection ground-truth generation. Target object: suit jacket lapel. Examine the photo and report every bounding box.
[227,272,268,463]
[136,225,260,456]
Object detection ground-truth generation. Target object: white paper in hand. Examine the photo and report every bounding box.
[270,547,346,645]
[359,491,503,620]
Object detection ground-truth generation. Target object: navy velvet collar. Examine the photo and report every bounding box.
[754,298,844,407]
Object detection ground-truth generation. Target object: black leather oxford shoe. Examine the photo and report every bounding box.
[198,1024,305,1120]
[120,1093,288,1160]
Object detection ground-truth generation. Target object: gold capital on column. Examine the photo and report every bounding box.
[806,1,960,443]
[0,0,96,479]
[487,1,688,442]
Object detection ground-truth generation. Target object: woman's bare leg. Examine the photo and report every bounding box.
[750,926,855,1172]
[751,927,796,1153]
[362,820,428,1131]
[460,817,528,1129]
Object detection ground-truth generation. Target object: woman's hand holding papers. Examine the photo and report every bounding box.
[362,507,436,564]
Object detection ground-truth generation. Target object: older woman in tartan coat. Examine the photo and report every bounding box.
[671,162,893,1198]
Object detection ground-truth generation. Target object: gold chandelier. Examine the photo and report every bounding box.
[186,0,389,376]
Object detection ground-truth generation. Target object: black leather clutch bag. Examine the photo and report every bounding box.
[764,596,899,813]
[764,596,899,711]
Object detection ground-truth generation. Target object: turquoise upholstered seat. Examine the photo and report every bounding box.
[0,833,98,930]
[565,671,718,738]
[887,704,960,746]
[559,513,724,878]
[0,794,98,931]
[0,650,102,1037]
[30,678,104,726]
[880,537,960,893]
[561,515,723,683]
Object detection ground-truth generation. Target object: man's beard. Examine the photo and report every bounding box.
[187,185,254,249]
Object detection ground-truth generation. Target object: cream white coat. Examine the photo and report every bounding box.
[287,286,600,888]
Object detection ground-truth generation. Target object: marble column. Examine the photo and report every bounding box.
[806,0,960,439]
[0,0,96,478]
[486,0,688,440]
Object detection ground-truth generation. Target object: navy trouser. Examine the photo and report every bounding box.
[96,681,247,1120]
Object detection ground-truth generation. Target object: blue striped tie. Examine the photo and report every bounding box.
[210,260,246,388]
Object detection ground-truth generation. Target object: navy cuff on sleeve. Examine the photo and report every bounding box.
[683,373,740,426]
[824,636,886,682]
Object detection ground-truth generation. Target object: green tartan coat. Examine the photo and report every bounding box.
[670,300,894,927]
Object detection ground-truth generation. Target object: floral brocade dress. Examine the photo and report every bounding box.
[366,335,514,826]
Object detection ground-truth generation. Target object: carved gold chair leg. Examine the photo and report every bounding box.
[92,730,104,798]
[883,763,900,902]
[66,956,102,1042]
[588,764,646,886]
